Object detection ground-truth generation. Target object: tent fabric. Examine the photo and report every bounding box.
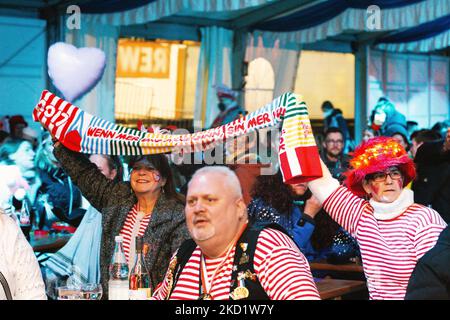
[82,0,276,26]
[375,14,450,52]
[251,0,450,48]
[376,29,450,52]
[80,0,157,14]
[253,0,426,32]
[194,26,234,129]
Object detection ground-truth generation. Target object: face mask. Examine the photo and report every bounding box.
[373,110,386,126]
[323,109,333,118]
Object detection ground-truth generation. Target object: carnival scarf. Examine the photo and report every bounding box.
[33,90,322,183]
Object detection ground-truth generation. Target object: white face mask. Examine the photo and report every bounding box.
[323,109,333,118]
[373,110,386,126]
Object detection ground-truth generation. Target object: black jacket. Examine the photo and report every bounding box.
[405,226,450,300]
[413,140,450,223]
[34,167,83,228]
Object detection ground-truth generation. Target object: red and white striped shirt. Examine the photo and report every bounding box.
[119,204,151,262]
[323,186,447,300]
[152,228,320,300]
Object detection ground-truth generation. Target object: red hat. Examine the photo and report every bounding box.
[344,137,416,196]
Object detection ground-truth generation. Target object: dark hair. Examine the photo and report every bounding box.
[410,129,441,144]
[0,130,9,144]
[251,171,339,250]
[324,127,344,139]
[251,171,293,214]
[129,154,184,203]
[377,97,389,104]
[0,138,30,165]
[88,154,124,183]
[321,101,334,111]
[391,131,409,146]
[431,120,450,139]
[310,211,340,251]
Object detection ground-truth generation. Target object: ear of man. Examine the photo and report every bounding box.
[235,198,247,220]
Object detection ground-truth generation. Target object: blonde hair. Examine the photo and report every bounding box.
[34,133,57,172]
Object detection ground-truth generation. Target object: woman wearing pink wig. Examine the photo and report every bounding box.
[308,137,447,299]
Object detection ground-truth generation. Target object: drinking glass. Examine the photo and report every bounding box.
[57,286,81,300]
[80,283,103,300]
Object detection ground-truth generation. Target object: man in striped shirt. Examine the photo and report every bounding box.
[153,166,320,300]
[308,137,447,299]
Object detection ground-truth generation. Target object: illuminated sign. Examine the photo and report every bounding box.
[116,39,170,78]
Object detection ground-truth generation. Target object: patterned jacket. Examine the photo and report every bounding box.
[54,145,190,299]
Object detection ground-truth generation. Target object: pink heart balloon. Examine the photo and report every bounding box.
[47,42,106,102]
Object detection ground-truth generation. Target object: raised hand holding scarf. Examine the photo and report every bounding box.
[33,90,322,183]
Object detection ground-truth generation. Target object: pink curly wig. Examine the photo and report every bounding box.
[344,137,416,196]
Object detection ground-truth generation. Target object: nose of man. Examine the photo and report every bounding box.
[193,201,205,213]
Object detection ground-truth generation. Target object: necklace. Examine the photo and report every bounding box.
[198,222,248,300]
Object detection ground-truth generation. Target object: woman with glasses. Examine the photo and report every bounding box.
[308,136,447,299]
[52,141,190,299]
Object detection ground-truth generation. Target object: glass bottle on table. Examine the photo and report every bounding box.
[129,236,151,300]
[108,235,129,300]
[12,188,31,241]
[17,197,31,241]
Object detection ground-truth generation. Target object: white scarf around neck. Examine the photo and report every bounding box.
[370,188,414,220]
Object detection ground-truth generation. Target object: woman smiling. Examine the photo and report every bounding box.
[52,142,190,299]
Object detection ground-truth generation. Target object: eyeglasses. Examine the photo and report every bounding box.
[366,168,402,182]
[325,139,344,145]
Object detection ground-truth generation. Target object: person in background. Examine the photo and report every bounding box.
[41,154,123,299]
[34,132,83,229]
[22,126,39,149]
[369,97,408,139]
[0,139,38,218]
[52,140,190,299]
[412,128,450,223]
[227,130,272,206]
[362,127,376,143]
[308,136,447,299]
[0,208,47,300]
[8,115,28,140]
[0,130,9,145]
[320,127,350,183]
[391,132,410,153]
[405,225,450,300]
[431,120,450,140]
[247,171,360,266]
[321,101,352,153]
[410,129,441,159]
[210,84,245,129]
[406,121,419,138]
[152,166,320,300]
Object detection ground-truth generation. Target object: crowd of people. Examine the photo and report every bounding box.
[0,92,449,300]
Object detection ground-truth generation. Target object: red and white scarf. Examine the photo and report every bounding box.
[33,90,322,183]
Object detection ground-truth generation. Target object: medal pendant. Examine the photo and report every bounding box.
[200,293,213,300]
[239,253,249,264]
[231,286,249,300]
[244,270,257,281]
